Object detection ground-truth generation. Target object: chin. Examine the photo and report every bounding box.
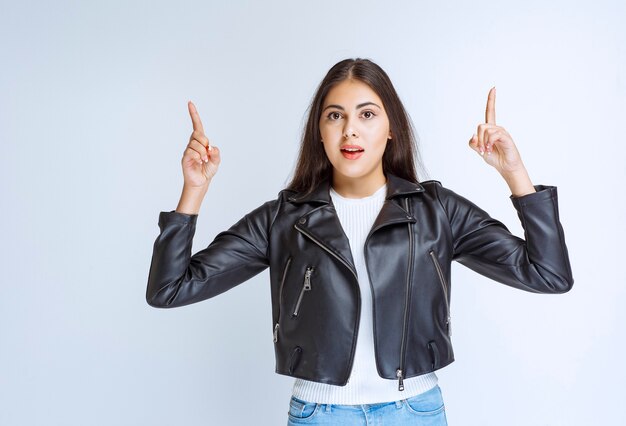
[332,164,380,181]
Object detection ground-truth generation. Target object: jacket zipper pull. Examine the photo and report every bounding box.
[396,369,405,391]
[293,267,313,317]
[304,268,312,290]
[273,323,279,343]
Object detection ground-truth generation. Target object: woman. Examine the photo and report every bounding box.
[146,58,573,425]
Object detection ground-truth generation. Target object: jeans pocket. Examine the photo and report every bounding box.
[288,396,319,421]
[403,385,446,416]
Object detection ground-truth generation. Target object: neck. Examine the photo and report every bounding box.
[331,170,387,199]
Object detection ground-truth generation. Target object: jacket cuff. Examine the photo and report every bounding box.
[158,210,199,227]
[509,185,557,208]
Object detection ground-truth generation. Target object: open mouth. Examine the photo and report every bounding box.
[340,145,364,160]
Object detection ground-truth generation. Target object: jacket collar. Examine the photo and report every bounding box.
[288,173,425,204]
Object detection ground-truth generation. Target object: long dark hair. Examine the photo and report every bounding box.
[286,58,428,194]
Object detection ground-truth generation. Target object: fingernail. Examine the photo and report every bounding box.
[208,145,213,151]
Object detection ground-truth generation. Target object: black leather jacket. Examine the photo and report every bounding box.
[146,173,573,390]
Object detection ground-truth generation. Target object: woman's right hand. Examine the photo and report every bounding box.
[182,101,221,188]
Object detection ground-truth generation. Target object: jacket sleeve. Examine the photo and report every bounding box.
[145,199,278,308]
[435,183,574,294]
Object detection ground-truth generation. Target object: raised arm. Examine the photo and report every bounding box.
[146,101,273,308]
[449,87,573,293]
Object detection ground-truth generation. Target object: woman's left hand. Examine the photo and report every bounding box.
[469,87,536,197]
[468,87,526,176]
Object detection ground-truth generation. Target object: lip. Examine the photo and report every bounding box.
[340,144,364,160]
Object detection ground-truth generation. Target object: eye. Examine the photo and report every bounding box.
[362,110,376,119]
[326,111,342,120]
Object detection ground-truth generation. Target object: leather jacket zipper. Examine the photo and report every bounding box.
[397,197,414,391]
[429,250,451,337]
[274,257,292,343]
[396,368,405,392]
[292,267,313,317]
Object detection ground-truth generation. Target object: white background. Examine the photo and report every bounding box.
[1,1,624,424]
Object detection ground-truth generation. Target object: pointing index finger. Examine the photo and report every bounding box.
[188,101,205,133]
[485,86,496,124]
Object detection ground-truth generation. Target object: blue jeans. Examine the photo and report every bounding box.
[287,384,448,425]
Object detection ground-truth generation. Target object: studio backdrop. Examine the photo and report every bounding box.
[1,1,624,425]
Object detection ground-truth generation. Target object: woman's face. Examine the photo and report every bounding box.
[319,79,391,192]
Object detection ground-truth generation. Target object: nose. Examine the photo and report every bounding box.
[343,123,358,139]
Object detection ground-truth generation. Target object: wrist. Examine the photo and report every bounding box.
[501,167,535,197]
[182,182,210,194]
[177,183,209,215]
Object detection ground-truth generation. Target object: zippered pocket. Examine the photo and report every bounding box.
[273,257,292,343]
[292,267,314,318]
[428,250,451,337]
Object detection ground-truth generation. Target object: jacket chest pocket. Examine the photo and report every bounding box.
[292,266,314,317]
[273,262,314,344]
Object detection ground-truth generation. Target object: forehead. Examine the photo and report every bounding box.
[323,79,383,107]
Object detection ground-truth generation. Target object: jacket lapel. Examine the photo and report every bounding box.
[294,205,357,277]
[369,174,424,235]
[369,199,416,237]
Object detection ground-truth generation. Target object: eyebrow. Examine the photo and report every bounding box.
[322,101,381,112]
